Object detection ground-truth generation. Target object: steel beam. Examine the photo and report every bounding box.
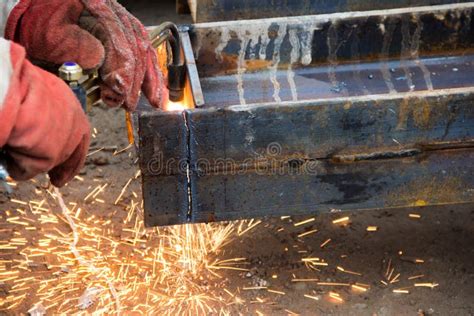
[189,0,474,22]
[139,88,474,226]
[139,4,474,226]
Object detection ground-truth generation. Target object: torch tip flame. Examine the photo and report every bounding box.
[165,100,188,112]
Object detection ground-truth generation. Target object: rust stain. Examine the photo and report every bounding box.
[414,199,427,206]
[412,97,432,129]
[396,96,453,131]
[245,59,273,71]
[386,176,470,207]
[316,105,329,128]
[396,97,410,131]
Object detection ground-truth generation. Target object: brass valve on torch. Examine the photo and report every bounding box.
[58,22,186,144]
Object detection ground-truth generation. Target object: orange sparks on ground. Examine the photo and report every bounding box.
[1,169,441,314]
[414,283,439,288]
[293,218,315,227]
[332,216,350,225]
[351,284,368,292]
[328,291,344,303]
[0,184,244,315]
[317,282,351,287]
[304,294,320,301]
[238,219,262,236]
[401,256,425,264]
[320,238,332,248]
[267,289,286,295]
[393,288,410,294]
[243,287,268,290]
[297,229,318,238]
[337,266,362,276]
[114,178,133,205]
[10,199,27,205]
[301,258,328,266]
[390,273,401,284]
[408,274,425,280]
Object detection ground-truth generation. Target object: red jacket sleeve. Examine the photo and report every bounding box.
[0,38,90,186]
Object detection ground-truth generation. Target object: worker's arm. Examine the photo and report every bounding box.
[1,0,167,111]
[0,38,90,187]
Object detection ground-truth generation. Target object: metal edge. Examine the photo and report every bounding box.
[180,29,205,107]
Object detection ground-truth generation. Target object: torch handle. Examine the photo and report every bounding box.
[0,154,12,195]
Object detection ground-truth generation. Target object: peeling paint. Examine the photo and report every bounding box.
[287,28,300,101]
[381,17,397,94]
[268,23,287,103]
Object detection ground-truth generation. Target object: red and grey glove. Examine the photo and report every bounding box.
[3,0,167,111]
[0,38,90,187]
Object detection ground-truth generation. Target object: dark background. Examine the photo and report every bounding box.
[118,0,192,25]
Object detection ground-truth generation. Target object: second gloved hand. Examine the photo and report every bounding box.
[0,39,90,187]
[5,0,167,111]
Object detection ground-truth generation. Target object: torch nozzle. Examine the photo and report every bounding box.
[167,64,186,102]
[150,22,187,102]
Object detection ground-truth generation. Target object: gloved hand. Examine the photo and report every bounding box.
[5,0,167,111]
[0,39,90,187]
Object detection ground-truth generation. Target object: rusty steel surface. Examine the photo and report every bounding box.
[190,0,473,22]
[191,3,474,78]
[139,3,474,226]
[189,149,473,223]
[200,55,474,108]
[139,90,474,226]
